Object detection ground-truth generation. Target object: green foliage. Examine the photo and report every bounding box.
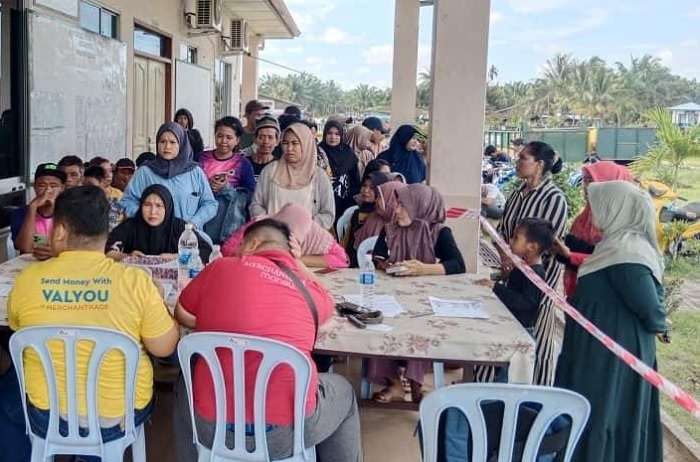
[662,275,684,315]
[630,108,700,188]
[662,220,692,259]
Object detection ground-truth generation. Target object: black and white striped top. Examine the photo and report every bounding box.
[499,176,568,385]
[499,177,568,278]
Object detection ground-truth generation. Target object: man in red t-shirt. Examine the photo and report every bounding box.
[173,218,362,462]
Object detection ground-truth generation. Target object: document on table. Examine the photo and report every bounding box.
[342,294,406,317]
[429,296,489,319]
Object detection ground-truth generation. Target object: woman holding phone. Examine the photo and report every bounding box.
[197,117,256,244]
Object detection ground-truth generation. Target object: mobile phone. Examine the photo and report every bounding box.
[386,265,408,275]
[315,267,338,275]
[213,173,226,181]
[33,234,49,246]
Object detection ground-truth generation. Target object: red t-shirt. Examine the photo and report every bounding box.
[178,249,333,425]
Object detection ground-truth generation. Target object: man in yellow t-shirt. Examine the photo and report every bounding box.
[7,185,179,445]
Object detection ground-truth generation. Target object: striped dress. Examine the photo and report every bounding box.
[478,176,568,385]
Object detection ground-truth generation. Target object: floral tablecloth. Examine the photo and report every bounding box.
[315,269,535,384]
[0,256,536,383]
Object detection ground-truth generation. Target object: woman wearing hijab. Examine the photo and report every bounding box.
[319,120,362,221]
[175,108,205,159]
[107,185,212,262]
[221,203,349,269]
[250,123,335,230]
[368,184,466,403]
[343,125,375,178]
[121,122,217,232]
[377,125,426,184]
[344,174,396,267]
[552,161,635,296]
[555,181,666,462]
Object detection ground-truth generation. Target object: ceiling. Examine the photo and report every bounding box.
[224,0,300,39]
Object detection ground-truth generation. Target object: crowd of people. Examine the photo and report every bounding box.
[0,99,668,462]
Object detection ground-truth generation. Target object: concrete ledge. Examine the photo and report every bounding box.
[661,409,700,462]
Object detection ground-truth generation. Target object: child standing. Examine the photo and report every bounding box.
[477,217,555,336]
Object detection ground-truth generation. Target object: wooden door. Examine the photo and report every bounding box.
[132,56,166,156]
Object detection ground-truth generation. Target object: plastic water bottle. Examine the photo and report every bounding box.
[188,254,204,279]
[177,223,198,287]
[209,245,222,263]
[358,254,376,309]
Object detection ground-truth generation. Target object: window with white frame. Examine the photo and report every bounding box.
[79,1,118,39]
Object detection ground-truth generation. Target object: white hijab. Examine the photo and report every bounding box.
[578,181,664,284]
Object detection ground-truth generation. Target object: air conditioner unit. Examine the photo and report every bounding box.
[184,0,222,33]
[223,18,249,54]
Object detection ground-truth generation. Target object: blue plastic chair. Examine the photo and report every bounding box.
[356,236,378,267]
[419,383,590,462]
[9,326,146,462]
[177,332,316,462]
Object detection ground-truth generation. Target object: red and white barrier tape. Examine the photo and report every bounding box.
[475,211,700,420]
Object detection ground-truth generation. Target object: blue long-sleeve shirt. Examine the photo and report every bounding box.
[120,165,218,230]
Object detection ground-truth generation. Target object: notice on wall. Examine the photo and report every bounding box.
[28,12,127,176]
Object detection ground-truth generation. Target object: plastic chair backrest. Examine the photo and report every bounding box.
[177,332,315,462]
[419,383,590,462]
[336,205,358,243]
[9,326,142,460]
[356,236,378,266]
[5,234,16,261]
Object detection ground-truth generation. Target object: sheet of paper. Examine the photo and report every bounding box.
[342,294,406,318]
[366,323,394,333]
[0,284,12,297]
[429,296,489,319]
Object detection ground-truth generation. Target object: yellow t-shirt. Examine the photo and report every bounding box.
[8,250,174,418]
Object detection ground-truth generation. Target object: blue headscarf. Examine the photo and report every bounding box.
[377,125,426,184]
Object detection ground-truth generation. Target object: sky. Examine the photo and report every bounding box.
[258,0,700,90]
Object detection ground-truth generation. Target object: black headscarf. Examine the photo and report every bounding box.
[319,120,357,176]
[145,122,198,179]
[106,184,211,261]
[377,124,426,184]
[358,172,391,213]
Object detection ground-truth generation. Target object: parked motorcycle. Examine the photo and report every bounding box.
[640,180,700,253]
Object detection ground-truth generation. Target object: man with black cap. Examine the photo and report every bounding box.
[362,116,389,156]
[10,163,66,260]
[240,99,270,150]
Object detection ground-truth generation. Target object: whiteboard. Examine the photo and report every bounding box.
[28,12,127,175]
[175,60,213,150]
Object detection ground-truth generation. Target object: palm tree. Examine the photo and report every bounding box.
[487,65,499,83]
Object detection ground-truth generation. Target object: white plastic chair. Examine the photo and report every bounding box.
[419,383,590,462]
[9,326,146,462]
[356,236,378,266]
[4,234,16,261]
[177,332,316,462]
[336,205,358,243]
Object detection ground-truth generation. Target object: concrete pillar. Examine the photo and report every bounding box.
[390,0,420,128]
[241,35,263,111]
[428,0,490,272]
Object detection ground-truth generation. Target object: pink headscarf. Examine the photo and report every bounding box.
[353,181,408,249]
[273,203,334,255]
[571,161,635,244]
[385,184,445,263]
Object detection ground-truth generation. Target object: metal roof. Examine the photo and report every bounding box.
[668,102,700,111]
[225,0,300,39]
